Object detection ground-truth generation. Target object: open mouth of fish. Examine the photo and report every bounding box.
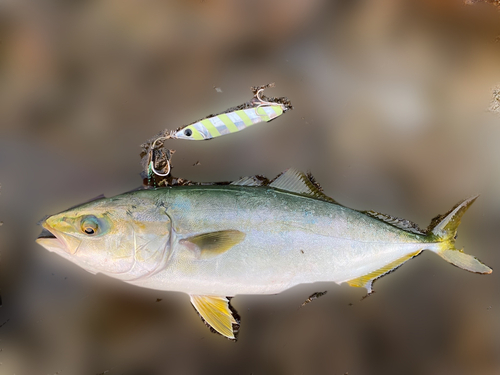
[36,223,80,255]
[37,228,57,240]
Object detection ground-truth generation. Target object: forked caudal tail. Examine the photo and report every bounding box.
[428,195,492,274]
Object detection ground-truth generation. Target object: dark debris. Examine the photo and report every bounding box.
[300,291,327,308]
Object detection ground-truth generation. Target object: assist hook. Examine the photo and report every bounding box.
[148,136,171,177]
[254,87,278,117]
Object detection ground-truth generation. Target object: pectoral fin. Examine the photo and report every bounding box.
[347,250,422,294]
[190,295,240,340]
[182,230,245,259]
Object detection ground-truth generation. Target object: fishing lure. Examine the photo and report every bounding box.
[173,84,291,141]
[142,84,292,183]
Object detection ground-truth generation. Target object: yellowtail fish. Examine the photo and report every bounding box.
[36,169,492,340]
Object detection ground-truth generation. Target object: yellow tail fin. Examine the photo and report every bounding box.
[428,196,492,274]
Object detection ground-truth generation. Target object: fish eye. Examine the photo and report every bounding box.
[184,128,192,136]
[84,227,95,235]
[81,216,100,236]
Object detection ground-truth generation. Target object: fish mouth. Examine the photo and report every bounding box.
[36,221,80,255]
[37,228,57,240]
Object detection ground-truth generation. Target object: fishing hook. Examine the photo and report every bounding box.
[148,136,171,177]
[254,88,279,117]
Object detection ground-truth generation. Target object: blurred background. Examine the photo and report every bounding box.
[1,0,500,374]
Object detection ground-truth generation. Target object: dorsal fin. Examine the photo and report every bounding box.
[269,169,338,203]
[363,210,425,235]
[230,175,269,187]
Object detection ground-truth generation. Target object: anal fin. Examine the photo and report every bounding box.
[190,295,240,340]
[347,250,422,294]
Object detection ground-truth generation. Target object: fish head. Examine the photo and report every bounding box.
[36,194,172,280]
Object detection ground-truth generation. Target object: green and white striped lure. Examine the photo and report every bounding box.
[173,87,291,141]
[174,105,284,140]
[145,85,292,181]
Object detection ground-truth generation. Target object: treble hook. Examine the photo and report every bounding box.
[148,136,171,177]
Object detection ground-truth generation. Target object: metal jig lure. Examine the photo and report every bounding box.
[173,86,290,141]
[143,84,292,183]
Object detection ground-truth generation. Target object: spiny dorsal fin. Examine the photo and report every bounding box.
[230,175,269,187]
[181,230,246,259]
[269,169,337,203]
[363,211,425,235]
[190,295,240,340]
[347,250,422,293]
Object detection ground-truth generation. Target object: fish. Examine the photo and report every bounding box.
[36,169,492,340]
